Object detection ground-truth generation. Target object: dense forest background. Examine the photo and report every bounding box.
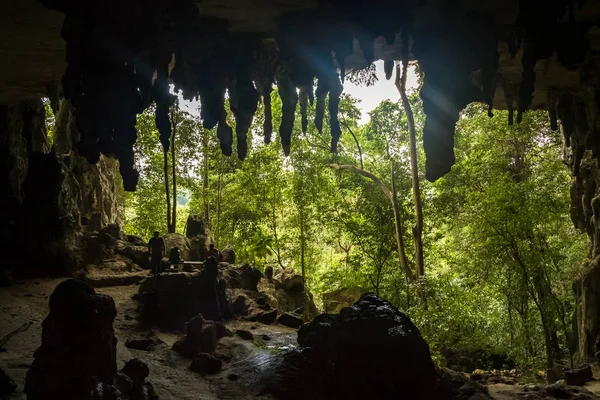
[106,66,587,376]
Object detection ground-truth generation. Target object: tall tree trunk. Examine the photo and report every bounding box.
[272,178,284,268]
[329,162,416,282]
[169,109,178,234]
[163,150,171,234]
[395,60,424,277]
[202,131,210,228]
[299,206,306,281]
[216,156,223,248]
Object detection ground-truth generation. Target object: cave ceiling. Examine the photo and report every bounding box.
[1,0,600,189]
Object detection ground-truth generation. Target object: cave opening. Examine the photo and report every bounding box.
[3,0,600,399]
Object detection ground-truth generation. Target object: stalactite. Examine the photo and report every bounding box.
[384,59,394,81]
[228,40,259,161]
[299,86,309,134]
[216,116,233,157]
[154,58,174,152]
[253,41,277,144]
[314,77,329,134]
[328,71,343,152]
[277,73,298,155]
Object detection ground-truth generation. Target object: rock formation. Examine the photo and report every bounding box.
[137,261,317,330]
[24,279,158,399]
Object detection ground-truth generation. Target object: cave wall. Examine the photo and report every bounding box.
[555,53,600,360]
[0,98,123,276]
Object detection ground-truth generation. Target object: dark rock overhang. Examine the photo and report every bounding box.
[1,0,598,190]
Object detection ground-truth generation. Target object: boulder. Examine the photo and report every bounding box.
[119,358,159,400]
[24,279,119,399]
[322,286,367,314]
[264,266,274,280]
[190,353,222,375]
[172,314,226,358]
[564,363,593,386]
[125,337,156,351]
[236,329,254,340]
[185,215,206,237]
[250,309,278,325]
[164,233,191,261]
[221,247,236,263]
[138,258,227,329]
[0,368,16,395]
[296,293,437,399]
[74,255,148,287]
[115,239,150,269]
[127,234,147,247]
[519,383,598,399]
[435,367,492,399]
[274,287,318,321]
[278,312,303,329]
[240,264,262,291]
[273,267,304,291]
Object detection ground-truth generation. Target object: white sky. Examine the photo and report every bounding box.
[178,60,419,124]
[343,60,419,123]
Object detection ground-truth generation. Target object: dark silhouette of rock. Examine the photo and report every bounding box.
[435,367,491,399]
[125,337,156,351]
[127,235,147,247]
[0,368,16,395]
[232,295,247,315]
[173,314,225,358]
[120,359,158,400]
[190,353,223,375]
[138,258,227,329]
[185,215,206,237]
[25,279,118,399]
[278,312,303,329]
[250,309,277,325]
[221,247,236,263]
[564,363,593,386]
[519,383,598,399]
[264,266,273,280]
[236,329,254,340]
[240,263,262,291]
[296,293,437,399]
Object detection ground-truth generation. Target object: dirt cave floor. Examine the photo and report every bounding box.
[1,278,600,400]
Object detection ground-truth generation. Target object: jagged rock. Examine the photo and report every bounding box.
[24,279,118,399]
[249,309,278,325]
[125,337,156,351]
[278,312,303,329]
[236,329,254,340]
[264,266,274,280]
[115,239,151,269]
[221,247,236,263]
[190,353,222,375]
[120,359,159,400]
[74,256,148,287]
[172,314,221,358]
[240,264,262,291]
[185,215,206,237]
[564,363,593,386]
[0,368,17,395]
[322,286,367,314]
[232,295,248,315]
[435,367,491,399]
[519,383,598,399]
[163,233,191,261]
[138,259,226,329]
[273,267,304,291]
[122,358,149,384]
[296,293,437,399]
[127,235,147,247]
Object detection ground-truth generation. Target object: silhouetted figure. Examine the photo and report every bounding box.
[208,243,221,261]
[265,266,274,281]
[148,231,165,275]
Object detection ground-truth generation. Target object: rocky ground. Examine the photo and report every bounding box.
[1,278,600,399]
